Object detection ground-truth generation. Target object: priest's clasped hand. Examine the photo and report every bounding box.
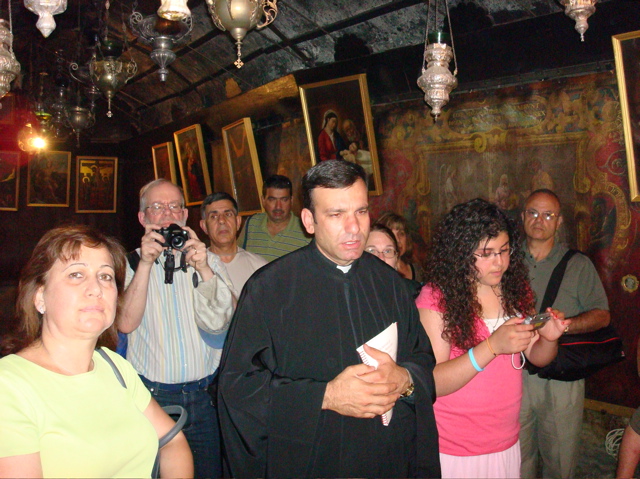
[321,344,411,419]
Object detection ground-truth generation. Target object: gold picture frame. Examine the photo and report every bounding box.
[613,30,640,201]
[174,124,212,206]
[0,151,20,211]
[27,150,71,207]
[76,156,118,213]
[152,142,177,183]
[299,73,382,195]
[222,118,264,216]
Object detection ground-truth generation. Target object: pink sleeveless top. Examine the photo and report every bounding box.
[416,285,522,456]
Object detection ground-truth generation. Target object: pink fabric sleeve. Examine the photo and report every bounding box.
[415,284,443,312]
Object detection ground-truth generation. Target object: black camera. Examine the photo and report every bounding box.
[156,224,189,250]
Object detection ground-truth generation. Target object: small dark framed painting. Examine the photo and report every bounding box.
[222,117,263,216]
[174,124,212,206]
[152,141,177,183]
[27,150,71,207]
[76,156,118,213]
[0,151,20,211]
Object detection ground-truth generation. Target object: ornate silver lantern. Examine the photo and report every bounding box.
[560,0,598,42]
[130,10,192,82]
[205,0,278,68]
[0,1,20,100]
[417,0,458,120]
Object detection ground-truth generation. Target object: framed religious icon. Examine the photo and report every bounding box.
[152,142,177,183]
[76,156,118,213]
[0,151,20,211]
[613,30,640,201]
[27,150,71,207]
[221,118,264,216]
[299,73,383,195]
[174,124,212,206]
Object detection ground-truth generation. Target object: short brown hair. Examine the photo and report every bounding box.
[12,224,126,354]
[376,211,413,259]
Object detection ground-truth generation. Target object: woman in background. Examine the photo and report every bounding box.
[416,198,568,478]
[364,223,400,270]
[365,223,422,297]
[377,211,424,282]
[0,225,192,478]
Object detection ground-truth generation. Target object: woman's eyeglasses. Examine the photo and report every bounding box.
[473,247,512,260]
[365,247,398,259]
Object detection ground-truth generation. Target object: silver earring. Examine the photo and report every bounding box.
[37,306,45,314]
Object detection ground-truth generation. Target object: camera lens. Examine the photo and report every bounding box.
[171,235,186,249]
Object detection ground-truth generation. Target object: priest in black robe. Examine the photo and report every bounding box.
[218,159,440,478]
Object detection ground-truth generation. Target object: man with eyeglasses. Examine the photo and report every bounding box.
[200,192,267,297]
[120,179,235,478]
[519,188,610,479]
[238,174,310,262]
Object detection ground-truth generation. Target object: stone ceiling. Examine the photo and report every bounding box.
[6,0,618,142]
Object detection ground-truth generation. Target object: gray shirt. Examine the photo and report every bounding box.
[525,242,609,316]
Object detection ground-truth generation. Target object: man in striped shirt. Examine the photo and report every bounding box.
[238,174,310,262]
[120,179,234,478]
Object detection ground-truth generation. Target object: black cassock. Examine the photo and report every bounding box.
[218,241,441,478]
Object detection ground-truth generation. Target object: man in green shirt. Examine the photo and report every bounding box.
[238,174,310,262]
[519,189,610,479]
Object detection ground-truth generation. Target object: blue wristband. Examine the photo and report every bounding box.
[468,347,484,372]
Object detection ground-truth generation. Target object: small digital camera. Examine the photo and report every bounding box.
[156,224,189,250]
[522,312,552,330]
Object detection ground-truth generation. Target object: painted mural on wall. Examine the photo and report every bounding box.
[370,74,629,264]
[368,72,639,407]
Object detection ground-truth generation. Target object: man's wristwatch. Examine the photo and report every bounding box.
[400,382,415,398]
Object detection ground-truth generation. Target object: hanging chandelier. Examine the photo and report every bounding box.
[87,1,137,117]
[89,41,137,117]
[33,63,73,142]
[0,0,20,100]
[69,44,105,113]
[130,3,192,82]
[66,104,95,147]
[205,0,278,68]
[157,0,191,21]
[24,0,67,38]
[560,0,597,42]
[417,0,458,120]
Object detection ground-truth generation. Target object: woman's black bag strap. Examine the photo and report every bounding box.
[97,348,188,478]
[539,249,578,313]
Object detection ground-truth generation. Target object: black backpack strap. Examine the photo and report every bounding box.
[126,250,141,272]
[242,215,253,249]
[539,249,578,313]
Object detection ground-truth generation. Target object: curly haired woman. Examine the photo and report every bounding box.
[416,198,569,478]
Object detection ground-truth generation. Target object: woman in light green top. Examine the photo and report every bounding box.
[0,225,193,478]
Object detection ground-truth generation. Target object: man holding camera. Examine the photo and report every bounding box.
[120,179,234,479]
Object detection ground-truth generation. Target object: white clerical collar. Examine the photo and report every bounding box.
[337,264,352,274]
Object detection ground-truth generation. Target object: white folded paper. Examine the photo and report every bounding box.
[356,322,398,426]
